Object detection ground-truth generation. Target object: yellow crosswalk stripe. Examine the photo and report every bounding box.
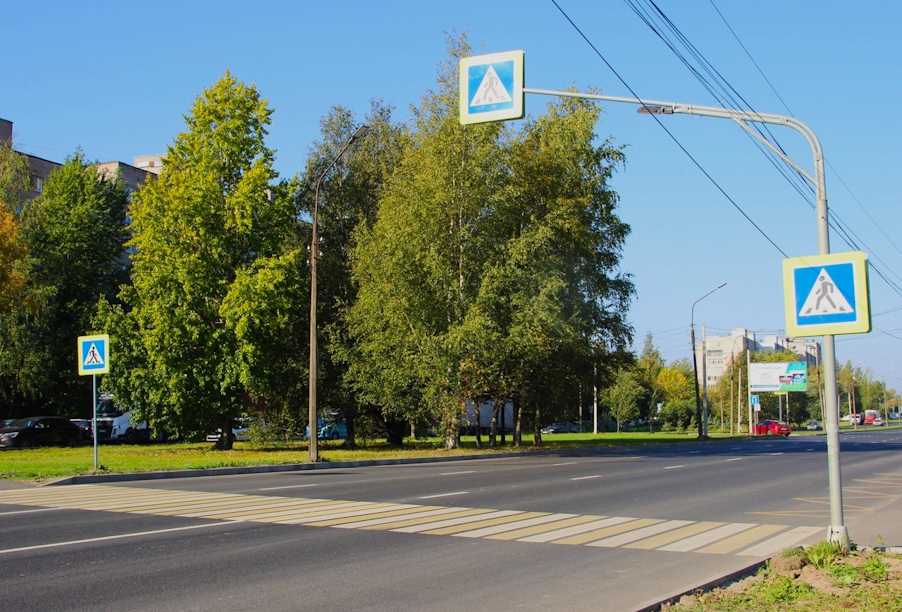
[551,518,662,545]
[625,521,725,550]
[422,511,546,536]
[0,484,822,557]
[488,515,604,541]
[306,505,444,527]
[697,524,787,554]
[362,508,490,530]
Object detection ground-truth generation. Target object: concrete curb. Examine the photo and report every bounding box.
[632,559,769,612]
[44,449,545,486]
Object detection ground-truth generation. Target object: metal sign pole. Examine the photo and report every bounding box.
[92,374,98,470]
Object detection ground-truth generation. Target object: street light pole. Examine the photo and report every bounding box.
[879,367,894,425]
[691,283,726,439]
[525,86,849,548]
[309,125,369,463]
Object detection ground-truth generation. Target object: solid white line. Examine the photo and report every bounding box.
[0,522,232,555]
[439,471,475,476]
[553,462,577,466]
[0,507,66,517]
[724,458,742,462]
[570,475,602,481]
[418,491,469,500]
[259,484,320,491]
[663,465,685,470]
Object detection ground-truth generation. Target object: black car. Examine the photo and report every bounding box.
[0,416,82,448]
[70,419,94,441]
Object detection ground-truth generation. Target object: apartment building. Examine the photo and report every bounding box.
[697,327,821,388]
[1,118,155,201]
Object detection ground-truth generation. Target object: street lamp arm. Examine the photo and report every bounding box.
[309,124,369,464]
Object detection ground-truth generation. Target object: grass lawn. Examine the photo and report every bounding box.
[0,430,718,482]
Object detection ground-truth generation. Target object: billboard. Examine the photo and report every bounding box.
[748,362,808,392]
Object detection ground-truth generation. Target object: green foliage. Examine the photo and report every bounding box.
[0,138,31,213]
[805,539,845,568]
[346,35,633,448]
[1,152,129,417]
[604,368,643,430]
[98,73,295,444]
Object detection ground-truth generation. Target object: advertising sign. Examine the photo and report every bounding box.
[748,362,807,392]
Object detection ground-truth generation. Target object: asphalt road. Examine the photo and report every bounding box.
[2,428,900,612]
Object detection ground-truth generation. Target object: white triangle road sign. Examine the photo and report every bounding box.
[798,267,854,316]
[83,342,105,367]
[470,65,512,107]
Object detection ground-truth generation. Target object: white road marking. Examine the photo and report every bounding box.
[439,471,475,476]
[418,491,469,500]
[570,475,602,481]
[0,522,232,555]
[259,484,320,491]
[0,507,66,517]
[664,465,685,470]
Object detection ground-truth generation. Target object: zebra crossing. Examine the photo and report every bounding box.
[0,484,822,557]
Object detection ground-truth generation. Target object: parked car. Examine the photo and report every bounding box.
[318,422,347,440]
[755,419,792,437]
[205,418,253,443]
[70,418,93,441]
[540,422,579,434]
[806,420,823,431]
[873,417,885,427]
[0,416,82,448]
[850,414,862,425]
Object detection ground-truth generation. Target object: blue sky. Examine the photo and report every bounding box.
[3,1,901,388]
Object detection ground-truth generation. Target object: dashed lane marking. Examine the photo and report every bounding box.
[0,485,820,557]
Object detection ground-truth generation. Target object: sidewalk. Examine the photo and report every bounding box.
[847,491,902,552]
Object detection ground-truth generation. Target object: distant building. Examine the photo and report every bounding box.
[696,327,821,388]
[132,153,165,175]
[1,118,154,202]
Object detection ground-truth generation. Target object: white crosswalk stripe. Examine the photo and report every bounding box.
[0,485,822,557]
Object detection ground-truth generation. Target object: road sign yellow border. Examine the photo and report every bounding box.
[77,334,110,376]
[782,251,870,337]
[459,50,525,125]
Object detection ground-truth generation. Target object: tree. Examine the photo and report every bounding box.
[635,333,664,421]
[346,34,507,448]
[0,138,30,213]
[1,152,129,416]
[0,208,28,314]
[656,366,692,403]
[306,101,408,447]
[603,369,643,431]
[98,73,294,447]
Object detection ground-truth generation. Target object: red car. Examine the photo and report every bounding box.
[755,419,792,437]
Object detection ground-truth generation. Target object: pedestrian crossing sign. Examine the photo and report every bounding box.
[77,334,110,375]
[782,251,870,337]
[459,50,525,125]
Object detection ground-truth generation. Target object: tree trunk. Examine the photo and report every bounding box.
[513,396,522,447]
[474,400,482,449]
[489,401,499,447]
[533,402,542,446]
[213,415,234,450]
[385,415,405,446]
